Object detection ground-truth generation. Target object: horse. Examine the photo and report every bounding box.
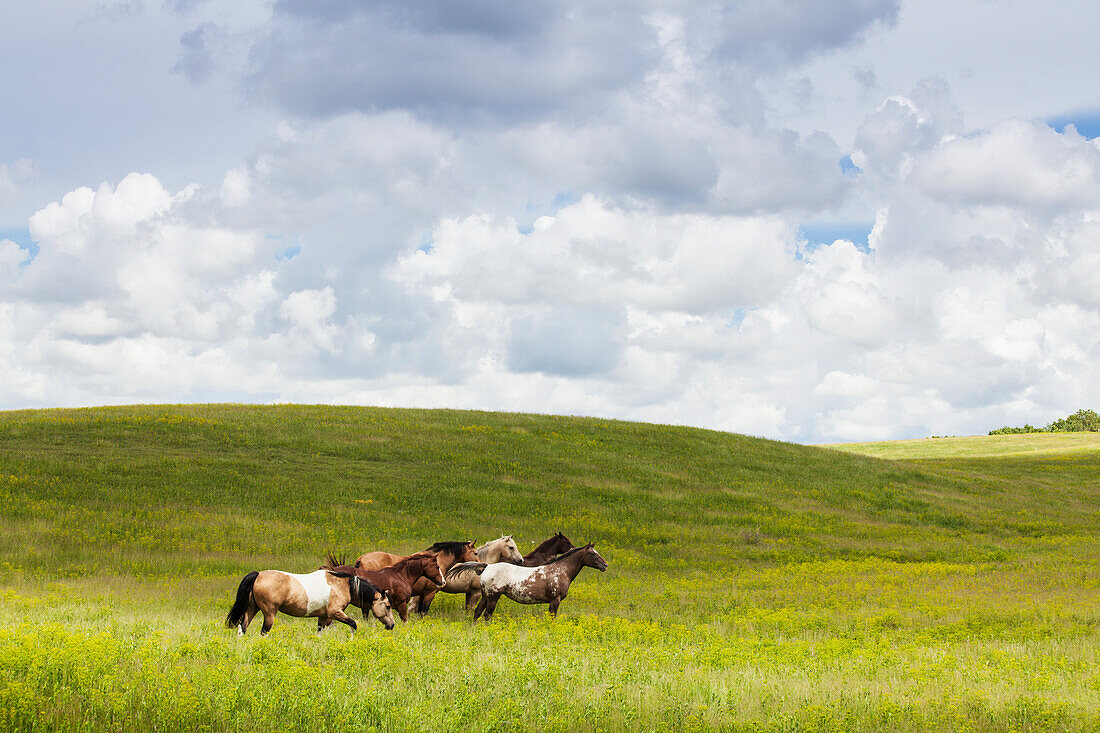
[432,535,526,610]
[521,532,575,566]
[324,552,445,622]
[473,543,608,621]
[354,541,478,617]
[225,567,395,636]
[475,535,524,564]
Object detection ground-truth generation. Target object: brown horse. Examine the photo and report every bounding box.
[355,541,478,617]
[521,532,575,566]
[325,552,445,622]
[225,568,395,636]
[474,543,608,621]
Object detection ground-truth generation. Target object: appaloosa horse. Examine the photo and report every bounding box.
[325,552,445,622]
[225,567,395,636]
[473,543,608,621]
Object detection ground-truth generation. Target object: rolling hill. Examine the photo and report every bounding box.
[0,405,1097,731]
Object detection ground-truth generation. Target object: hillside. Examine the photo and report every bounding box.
[1,405,1098,731]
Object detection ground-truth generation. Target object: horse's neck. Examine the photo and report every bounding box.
[554,552,586,582]
[478,541,504,562]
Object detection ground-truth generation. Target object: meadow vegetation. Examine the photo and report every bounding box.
[0,405,1098,731]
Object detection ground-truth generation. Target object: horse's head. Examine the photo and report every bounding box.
[420,555,446,587]
[552,532,575,555]
[458,541,478,563]
[580,543,608,572]
[501,535,524,565]
[369,589,396,630]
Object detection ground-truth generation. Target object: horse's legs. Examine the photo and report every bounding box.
[482,594,500,621]
[465,590,478,611]
[332,610,357,633]
[317,617,334,635]
[259,602,277,636]
[417,589,439,617]
[239,598,259,636]
[472,593,487,621]
[407,596,419,614]
[548,597,561,616]
[395,599,409,623]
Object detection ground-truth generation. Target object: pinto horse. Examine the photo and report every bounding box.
[521,532,575,566]
[354,541,478,617]
[473,543,608,621]
[225,567,395,636]
[325,552,445,622]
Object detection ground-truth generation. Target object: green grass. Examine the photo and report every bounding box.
[1,404,1098,731]
[822,431,1100,460]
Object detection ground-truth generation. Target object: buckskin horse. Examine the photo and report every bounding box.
[225,567,395,636]
[473,543,608,621]
[325,552,445,622]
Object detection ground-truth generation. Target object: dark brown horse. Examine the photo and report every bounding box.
[473,543,608,621]
[354,540,478,617]
[521,532,575,566]
[325,552,445,622]
[225,567,394,636]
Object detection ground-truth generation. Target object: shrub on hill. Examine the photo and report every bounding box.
[989,408,1100,435]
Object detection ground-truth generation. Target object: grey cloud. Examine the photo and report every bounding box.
[695,0,899,69]
[507,306,623,377]
[247,3,657,122]
[173,22,218,84]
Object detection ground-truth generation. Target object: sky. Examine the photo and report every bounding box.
[1,0,1098,443]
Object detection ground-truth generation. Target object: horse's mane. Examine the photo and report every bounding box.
[544,545,586,564]
[425,540,473,556]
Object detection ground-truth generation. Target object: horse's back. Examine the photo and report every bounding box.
[481,562,539,593]
[256,569,331,617]
[355,551,404,570]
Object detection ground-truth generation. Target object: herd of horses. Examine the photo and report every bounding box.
[225,533,609,635]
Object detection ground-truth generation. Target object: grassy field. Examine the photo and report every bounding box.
[0,404,1098,731]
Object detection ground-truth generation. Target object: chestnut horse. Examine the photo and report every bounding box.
[225,567,394,636]
[325,552,444,622]
[474,543,608,621]
[354,541,478,617]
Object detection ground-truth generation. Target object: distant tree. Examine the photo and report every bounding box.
[1046,409,1100,432]
[989,409,1099,435]
[988,424,1040,435]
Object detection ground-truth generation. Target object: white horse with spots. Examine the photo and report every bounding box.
[473,543,608,621]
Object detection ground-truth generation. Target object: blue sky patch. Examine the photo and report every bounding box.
[1047,111,1100,140]
[275,245,300,262]
[0,227,38,260]
[798,222,873,254]
[839,155,862,175]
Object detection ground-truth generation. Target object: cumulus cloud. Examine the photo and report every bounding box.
[5,4,1100,442]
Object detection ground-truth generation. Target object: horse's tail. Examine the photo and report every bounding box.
[225,571,259,628]
[446,561,487,580]
[321,551,346,571]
